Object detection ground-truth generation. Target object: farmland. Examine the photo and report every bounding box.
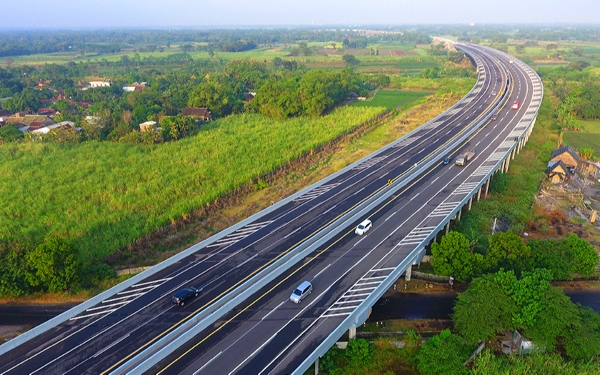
[564,120,600,157]
[352,89,431,110]
[0,107,386,264]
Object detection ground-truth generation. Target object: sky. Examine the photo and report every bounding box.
[2,0,600,29]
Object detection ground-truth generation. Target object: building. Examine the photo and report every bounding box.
[545,160,572,183]
[6,114,52,128]
[89,78,112,88]
[123,82,147,92]
[0,109,11,127]
[139,121,158,132]
[181,107,212,121]
[549,145,580,170]
[30,121,76,135]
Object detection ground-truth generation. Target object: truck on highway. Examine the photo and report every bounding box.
[455,150,475,166]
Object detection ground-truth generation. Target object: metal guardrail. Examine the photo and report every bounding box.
[292,48,543,375]
[110,49,507,374]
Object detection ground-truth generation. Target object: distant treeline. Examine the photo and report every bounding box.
[0,28,432,58]
[414,24,600,43]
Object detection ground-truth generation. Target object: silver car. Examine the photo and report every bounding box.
[290,281,313,303]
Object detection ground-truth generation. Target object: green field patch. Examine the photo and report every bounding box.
[352,89,430,110]
[564,120,600,156]
[0,106,385,262]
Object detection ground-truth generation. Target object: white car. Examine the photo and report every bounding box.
[355,219,372,235]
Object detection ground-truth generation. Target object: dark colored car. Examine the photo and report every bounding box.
[443,156,452,165]
[172,287,200,306]
[491,114,498,121]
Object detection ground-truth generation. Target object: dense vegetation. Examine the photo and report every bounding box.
[431,231,598,282]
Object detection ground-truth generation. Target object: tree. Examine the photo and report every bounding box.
[489,171,508,193]
[515,44,526,54]
[563,234,599,277]
[0,125,24,143]
[525,286,580,351]
[1,87,46,113]
[161,114,197,141]
[26,237,80,293]
[453,273,517,342]
[564,307,600,360]
[415,329,473,375]
[569,60,590,71]
[572,46,584,56]
[342,54,360,66]
[494,269,552,328]
[546,43,559,51]
[431,231,483,282]
[529,239,573,280]
[250,76,301,119]
[486,231,531,274]
[188,78,244,118]
[0,241,31,297]
[448,51,465,64]
[45,126,83,144]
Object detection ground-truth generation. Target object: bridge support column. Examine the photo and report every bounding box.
[485,178,490,196]
[518,138,523,153]
[468,195,473,211]
[349,326,356,340]
[445,220,450,234]
[457,207,462,221]
[477,186,482,201]
[315,357,319,375]
[405,264,412,281]
[511,147,516,160]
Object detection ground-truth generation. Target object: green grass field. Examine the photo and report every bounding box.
[0,106,385,263]
[351,89,430,110]
[564,120,600,158]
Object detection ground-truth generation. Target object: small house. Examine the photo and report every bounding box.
[550,145,580,171]
[123,82,147,92]
[6,114,52,128]
[182,107,212,121]
[139,121,158,132]
[546,160,571,183]
[31,121,76,135]
[89,78,112,88]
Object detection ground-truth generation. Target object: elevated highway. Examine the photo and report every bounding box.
[0,44,542,375]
